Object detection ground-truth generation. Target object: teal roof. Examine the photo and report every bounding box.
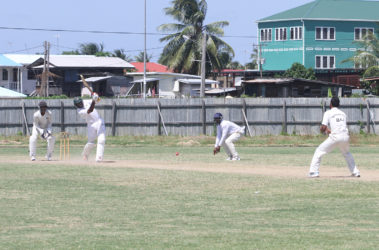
[0,54,22,67]
[0,87,26,98]
[258,0,379,22]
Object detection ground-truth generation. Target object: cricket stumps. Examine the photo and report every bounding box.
[59,132,70,160]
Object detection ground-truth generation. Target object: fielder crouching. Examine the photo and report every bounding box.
[74,93,105,162]
[29,101,55,161]
[213,112,245,161]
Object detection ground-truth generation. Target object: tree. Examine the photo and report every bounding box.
[158,0,234,74]
[343,31,379,68]
[112,49,132,61]
[134,51,153,62]
[283,62,316,80]
[245,48,258,69]
[61,50,80,55]
[362,66,379,94]
[79,42,105,55]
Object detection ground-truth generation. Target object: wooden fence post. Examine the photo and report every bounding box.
[157,101,162,135]
[202,100,206,135]
[21,101,30,136]
[111,101,117,136]
[242,99,247,136]
[60,101,65,132]
[367,100,371,134]
[282,100,287,135]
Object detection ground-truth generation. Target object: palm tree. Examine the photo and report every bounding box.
[134,51,153,62]
[343,32,379,68]
[79,42,105,55]
[112,49,132,61]
[158,0,234,75]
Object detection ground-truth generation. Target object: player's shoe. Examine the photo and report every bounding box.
[226,156,233,161]
[83,155,88,161]
[31,156,36,161]
[232,156,240,161]
[96,156,103,163]
[351,172,361,177]
[308,172,319,178]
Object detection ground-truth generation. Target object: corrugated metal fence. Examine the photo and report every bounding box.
[0,98,377,136]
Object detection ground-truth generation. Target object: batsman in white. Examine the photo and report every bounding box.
[73,93,105,162]
[309,96,360,178]
[213,113,245,161]
[29,101,55,161]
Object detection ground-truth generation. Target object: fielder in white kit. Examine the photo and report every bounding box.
[73,94,105,162]
[309,96,360,178]
[213,113,245,161]
[29,101,55,161]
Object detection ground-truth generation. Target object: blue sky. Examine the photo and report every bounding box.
[0,0,313,64]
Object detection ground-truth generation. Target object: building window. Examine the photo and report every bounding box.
[354,27,375,40]
[13,68,18,81]
[2,69,8,81]
[260,28,272,42]
[315,27,335,40]
[290,27,302,40]
[275,28,287,41]
[27,70,36,80]
[315,55,335,69]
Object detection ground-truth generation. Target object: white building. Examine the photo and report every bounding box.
[126,72,219,98]
[3,54,42,95]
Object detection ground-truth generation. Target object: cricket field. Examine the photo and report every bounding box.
[1,135,379,249]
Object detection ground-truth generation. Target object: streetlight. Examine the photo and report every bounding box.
[183,32,207,98]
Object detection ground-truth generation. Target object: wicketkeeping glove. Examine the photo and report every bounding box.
[213,146,220,155]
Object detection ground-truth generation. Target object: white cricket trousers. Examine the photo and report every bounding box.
[83,120,106,161]
[29,126,55,157]
[222,132,241,158]
[309,134,360,175]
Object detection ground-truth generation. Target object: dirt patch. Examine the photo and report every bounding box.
[2,155,379,182]
[177,140,201,146]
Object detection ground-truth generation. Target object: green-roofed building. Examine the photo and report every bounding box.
[257,0,379,72]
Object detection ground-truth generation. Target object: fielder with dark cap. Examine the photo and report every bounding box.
[213,113,245,161]
[73,93,105,162]
[309,96,360,178]
[29,101,55,161]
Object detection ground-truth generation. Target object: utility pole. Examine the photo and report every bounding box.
[200,31,207,98]
[143,0,147,100]
[40,41,50,97]
[253,43,265,78]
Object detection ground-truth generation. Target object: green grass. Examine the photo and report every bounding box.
[1,135,379,249]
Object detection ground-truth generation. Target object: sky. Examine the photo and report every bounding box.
[0,0,314,64]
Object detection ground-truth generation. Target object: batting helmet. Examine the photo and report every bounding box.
[73,97,83,106]
[214,112,223,120]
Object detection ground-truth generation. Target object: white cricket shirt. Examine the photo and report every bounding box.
[77,100,102,125]
[32,110,53,130]
[215,120,243,147]
[322,107,349,136]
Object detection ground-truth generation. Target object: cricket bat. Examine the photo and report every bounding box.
[80,75,100,102]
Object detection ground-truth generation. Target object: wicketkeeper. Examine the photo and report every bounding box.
[213,112,245,161]
[73,93,105,162]
[29,101,55,161]
[309,96,360,178]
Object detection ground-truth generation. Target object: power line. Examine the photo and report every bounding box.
[0,45,44,54]
[0,26,257,39]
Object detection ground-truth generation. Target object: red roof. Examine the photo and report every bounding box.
[130,62,173,73]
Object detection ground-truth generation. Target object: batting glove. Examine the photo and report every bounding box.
[92,92,99,102]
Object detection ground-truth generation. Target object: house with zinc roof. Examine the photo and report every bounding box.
[257,0,379,74]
